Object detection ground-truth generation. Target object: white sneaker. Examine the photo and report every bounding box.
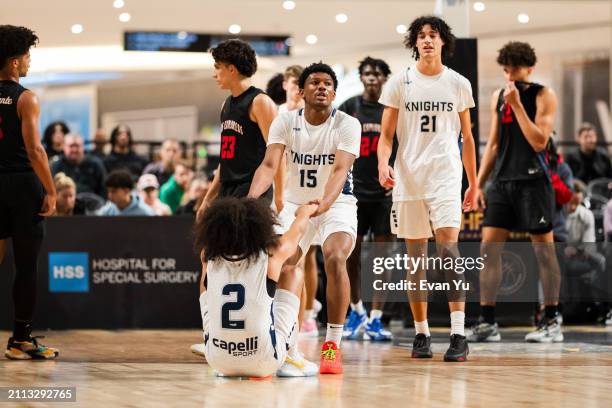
[190,343,206,358]
[466,321,501,342]
[276,352,318,377]
[525,315,564,343]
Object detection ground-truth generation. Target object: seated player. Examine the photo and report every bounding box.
[194,197,318,378]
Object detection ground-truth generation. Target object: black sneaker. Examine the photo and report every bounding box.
[444,334,468,362]
[411,333,433,358]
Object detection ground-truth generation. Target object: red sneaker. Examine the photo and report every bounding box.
[319,340,343,374]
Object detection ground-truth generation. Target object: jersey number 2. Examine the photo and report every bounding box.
[221,135,236,159]
[221,283,245,329]
[420,115,437,133]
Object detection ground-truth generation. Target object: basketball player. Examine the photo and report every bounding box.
[278,65,321,338]
[195,197,318,377]
[248,62,361,374]
[191,39,283,356]
[339,56,396,341]
[0,25,58,359]
[378,16,478,361]
[467,42,562,343]
[196,39,283,218]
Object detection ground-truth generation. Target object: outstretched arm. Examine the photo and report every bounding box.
[267,204,318,280]
[251,94,285,210]
[248,144,285,198]
[312,150,356,217]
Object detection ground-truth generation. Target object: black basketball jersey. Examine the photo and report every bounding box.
[219,86,267,184]
[338,95,397,202]
[0,80,31,173]
[492,81,548,182]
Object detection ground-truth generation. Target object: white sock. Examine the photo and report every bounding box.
[414,320,430,337]
[369,309,383,322]
[350,300,366,315]
[450,311,465,336]
[287,323,301,360]
[326,323,344,347]
[304,309,314,321]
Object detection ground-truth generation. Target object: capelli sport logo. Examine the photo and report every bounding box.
[48,252,89,293]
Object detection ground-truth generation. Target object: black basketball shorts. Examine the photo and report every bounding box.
[0,172,46,240]
[357,199,393,237]
[482,176,554,234]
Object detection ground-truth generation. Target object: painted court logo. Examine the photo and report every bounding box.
[49,252,89,293]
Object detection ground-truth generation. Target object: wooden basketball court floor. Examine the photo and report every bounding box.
[1,326,611,407]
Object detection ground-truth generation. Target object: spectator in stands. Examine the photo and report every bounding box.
[143,139,181,186]
[51,134,106,198]
[97,170,154,216]
[160,161,193,214]
[53,173,82,216]
[90,128,108,161]
[548,138,574,242]
[103,125,148,179]
[565,123,612,184]
[43,121,70,162]
[564,180,606,296]
[137,174,171,216]
[176,176,209,215]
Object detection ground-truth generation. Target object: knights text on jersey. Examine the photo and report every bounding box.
[379,66,475,201]
[267,108,361,205]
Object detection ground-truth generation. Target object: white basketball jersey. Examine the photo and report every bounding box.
[204,252,278,373]
[379,66,475,201]
[268,108,361,205]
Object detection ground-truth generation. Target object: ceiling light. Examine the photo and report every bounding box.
[284,37,294,47]
[229,24,241,34]
[282,1,296,10]
[71,24,83,34]
[473,2,485,12]
[396,24,407,34]
[517,13,529,23]
[306,34,317,45]
[177,31,188,40]
[335,13,348,23]
[119,12,131,22]
[113,0,125,8]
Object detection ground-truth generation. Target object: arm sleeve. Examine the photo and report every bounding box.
[378,74,402,109]
[337,116,362,158]
[267,114,289,146]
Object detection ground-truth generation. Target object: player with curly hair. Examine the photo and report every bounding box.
[378,16,479,361]
[0,25,58,360]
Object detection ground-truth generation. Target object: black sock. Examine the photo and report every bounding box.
[13,320,32,341]
[482,306,496,324]
[545,305,559,320]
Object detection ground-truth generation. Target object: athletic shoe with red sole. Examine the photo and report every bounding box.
[319,340,343,374]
